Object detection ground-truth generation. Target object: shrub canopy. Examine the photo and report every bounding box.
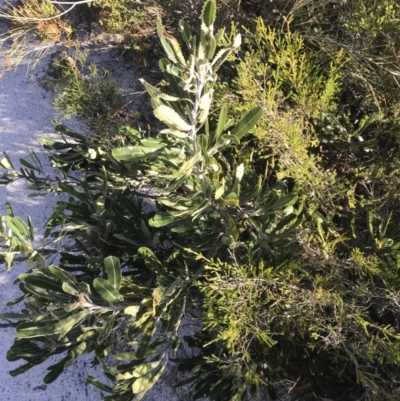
[2,1,400,400]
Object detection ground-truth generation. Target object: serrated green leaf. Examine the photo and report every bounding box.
[138,247,163,268]
[164,34,187,66]
[202,0,216,26]
[47,343,86,383]
[16,319,58,338]
[205,36,217,60]
[140,138,168,149]
[77,330,97,342]
[154,105,192,132]
[6,293,26,307]
[0,312,33,321]
[62,282,79,296]
[112,146,163,161]
[231,107,263,140]
[179,152,202,174]
[273,194,298,210]
[49,265,79,291]
[160,128,189,139]
[271,213,299,235]
[7,340,41,362]
[211,47,232,71]
[104,256,121,290]
[49,306,73,320]
[93,278,122,303]
[140,79,180,102]
[22,274,63,293]
[53,309,91,336]
[222,212,239,241]
[113,233,140,247]
[159,59,187,101]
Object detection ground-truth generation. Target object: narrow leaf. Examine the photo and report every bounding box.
[16,319,57,338]
[62,282,79,296]
[43,361,66,384]
[149,213,175,228]
[104,256,121,290]
[198,92,211,123]
[179,152,202,174]
[86,376,113,393]
[112,146,163,161]
[0,152,14,170]
[214,105,227,144]
[7,217,31,244]
[97,313,116,345]
[124,305,140,317]
[160,129,189,139]
[215,184,225,200]
[9,362,35,377]
[202,0,217,26]
[211,47,232,71]
[132,362,160,378]
[140,79,180,102]
[133,364,167,398]
[49,265,79,291]
[154,105,192,132]
[231,107,263,140]
[5,202,14,217]
[53,310,91,336]
[136,320,156,359]
[93,278,122,303]
[156,18,179,64]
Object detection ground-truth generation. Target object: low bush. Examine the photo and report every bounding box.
[2,1,400,401]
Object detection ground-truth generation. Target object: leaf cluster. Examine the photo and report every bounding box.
[2,1,400,401]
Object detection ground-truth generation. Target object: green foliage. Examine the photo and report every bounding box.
[52,51,125,133]
[226,18,345,201]
[3,1,400,401]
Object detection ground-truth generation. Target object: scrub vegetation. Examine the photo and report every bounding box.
[1,1,400,400]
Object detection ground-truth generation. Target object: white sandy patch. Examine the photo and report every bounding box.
[0,64,110,400]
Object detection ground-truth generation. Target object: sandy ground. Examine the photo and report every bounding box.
[0,64,111,401]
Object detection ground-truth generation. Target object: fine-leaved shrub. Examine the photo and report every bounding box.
[2,1,400,401]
